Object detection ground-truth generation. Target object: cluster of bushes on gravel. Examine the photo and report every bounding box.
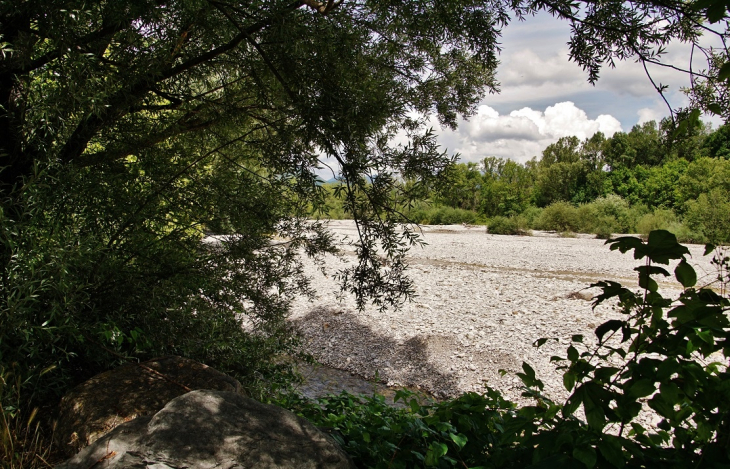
[486,216,529,235]
[318,183,729,244]
[406,205,481,225]
[476,194,721,243]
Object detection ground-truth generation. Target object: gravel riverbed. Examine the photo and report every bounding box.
[289,220,716,409]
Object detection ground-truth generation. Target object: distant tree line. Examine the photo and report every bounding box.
[319,119,730,243]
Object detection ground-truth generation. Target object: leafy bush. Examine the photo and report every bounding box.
[537,201,580,232]
[683,189,730,244]
[407,205,479,225]
[0,160,328,410]
[519,206,544,229]
[590,194,638,232]
[591,217,617,239]
[515,232,730,467]
[575,195,647,236]
[574,204,619,238]
[636,209,677,237]
[487,216,528,235]
[285,388,519,468]
[667,222,707,244]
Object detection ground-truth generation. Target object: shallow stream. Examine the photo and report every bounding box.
[292,361,435,407]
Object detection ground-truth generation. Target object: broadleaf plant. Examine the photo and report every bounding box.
[514,230,730,467]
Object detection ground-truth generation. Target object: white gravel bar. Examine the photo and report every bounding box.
[289,220,716,409]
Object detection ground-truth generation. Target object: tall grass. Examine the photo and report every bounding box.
[1,369,54,469]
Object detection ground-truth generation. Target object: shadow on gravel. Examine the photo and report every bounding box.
[290,306,462,401]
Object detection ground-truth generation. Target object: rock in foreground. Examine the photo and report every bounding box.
[55,355,244,456]
[56,389,356,469]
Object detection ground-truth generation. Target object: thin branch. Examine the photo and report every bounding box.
[58,3,302,166]
[642,58,675,125]
[10,23,128,75]
[105,127,267,249]
[76,117,216,168]
[211,1,298,103]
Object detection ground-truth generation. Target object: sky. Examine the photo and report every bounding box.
[432,11,722,165]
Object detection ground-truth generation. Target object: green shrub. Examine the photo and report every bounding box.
[407,205,479,225]
[591,216,618,239]
[683,189,730,244]
[519,206,543,229]
[487,216,528,235]
[667,221,707,244]
[575,203,598,232]
[591,194,638,232]
[537,201,580,231]
[637,209,677,237]
[574,203,620,237]
[284,388,520,468]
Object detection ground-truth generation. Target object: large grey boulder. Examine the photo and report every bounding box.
[56,389,356,469]
[55,356,244,456]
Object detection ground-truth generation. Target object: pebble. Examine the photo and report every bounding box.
[289,220,713,410]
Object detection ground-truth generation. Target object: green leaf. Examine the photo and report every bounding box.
[606,236,644,256]
[567,345,579,362]
[659,382,681,403]
[563,388,583,417]
[695,328,713,344]
[646,230,690,264]
[638,272,658,292]
[593,366,620,382]
[564,371,577,391]
[675,259,697,288]
[534,337,549,347]
[449,432,468,449]
[425,442,448,466]
[636,265,671,277]
[707,3,729,22]
[708,103,724,116]
[704,243,716,256]
[597,436,625,468]
[573,445,597,468]
[648,394,677,418]
[595,320,624,343]
[517,362,544,390]
[410,399,421,413]
[583,383,608,429]
[362,431,370,443]
[522,362,537,381]
[628,379,656,399]
[585,404,606,430]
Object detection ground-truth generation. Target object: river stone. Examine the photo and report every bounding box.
[55,389,356,469]
[55,355,243,456]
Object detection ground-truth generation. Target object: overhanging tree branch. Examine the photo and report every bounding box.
[57,3,303,167]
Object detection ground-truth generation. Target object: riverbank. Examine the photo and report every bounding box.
[289,221,714,409]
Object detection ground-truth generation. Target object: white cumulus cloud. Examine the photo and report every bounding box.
[435,102,622,164]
